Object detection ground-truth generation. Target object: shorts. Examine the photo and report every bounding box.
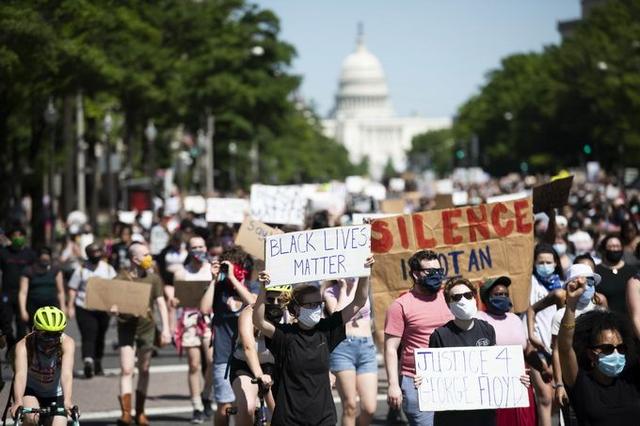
[180,312,212,348]
[229,358,274,385]
[24,387,66,417]
[117,318,155,352]
[330,336,377,374]
[213,363,235,404]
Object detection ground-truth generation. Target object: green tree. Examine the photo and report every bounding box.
[407,128,455,176]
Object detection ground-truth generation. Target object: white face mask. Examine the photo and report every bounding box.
[448,297,477,320]
[298,306,322,328]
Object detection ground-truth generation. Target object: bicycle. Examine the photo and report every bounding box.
[251,378,269,426]
[13,403,80,426]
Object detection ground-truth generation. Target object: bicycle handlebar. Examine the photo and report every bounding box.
[15,404,80,420]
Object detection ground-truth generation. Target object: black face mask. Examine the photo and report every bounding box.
[605,249,624,264]
[265,303,284,324]
[88,255,101,264]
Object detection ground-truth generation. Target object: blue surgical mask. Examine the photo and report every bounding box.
[487,296,512,314]
[417,271,443,292]
[578,283,595,308]
[553,243,567,256]
[536,264,555,278]
[597,352,626,377]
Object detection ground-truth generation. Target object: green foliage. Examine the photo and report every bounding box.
[407,128,455,176]
[453,0,640,175]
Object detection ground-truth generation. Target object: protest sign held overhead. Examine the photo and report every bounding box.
[250,184,309,226]
[532,175,574,213]
[206,197,249,223]
[235,217,283,260]
[415,345,529,411]
[85,278,152,316]
[265,225,371,286]
[371,198,534,332]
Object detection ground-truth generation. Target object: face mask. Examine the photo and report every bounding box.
[139,255,154,270]
[37,333,60,356]
[487,296,512,315]
[597,352,626,377]
[40,260,51,269]
[265,303,284,324]
[605,249,623,264]
[88,255,101,264]
[578,283,595,308]
[298,305,322,328]
[535,264,555,278]
[417,270,444,292]
[11,236,25,249]
[553,243,567,256]
[190,250,209,263]
[448,297,477,320]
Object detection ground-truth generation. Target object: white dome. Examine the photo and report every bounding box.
[330,27,393,119]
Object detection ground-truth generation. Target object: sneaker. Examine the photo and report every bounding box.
[84,358,94,379]
[191,409,205,424]
[201,395,213,418]
[94,360,104,376]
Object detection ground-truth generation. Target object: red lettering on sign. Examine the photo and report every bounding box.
[397,216,410,250]
[514,199,533,233]
[371,221,393,253]
[412,214,436,249]
[442,209,463,245]
[466,206,490,242]
[491,203,514,237]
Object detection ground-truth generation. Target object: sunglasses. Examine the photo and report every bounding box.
[419,268,444,276]
[591,343,627,355]
[450,291,475,302]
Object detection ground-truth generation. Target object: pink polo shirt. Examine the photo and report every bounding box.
[384,288,453,377]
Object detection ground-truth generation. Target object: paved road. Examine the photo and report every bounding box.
[0,319,400,425]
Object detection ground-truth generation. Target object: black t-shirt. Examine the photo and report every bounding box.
[595,263,638,317]
[266,311,346,426]
[429,319,497,426]
[0,246,37,298]
[567,364,640,425]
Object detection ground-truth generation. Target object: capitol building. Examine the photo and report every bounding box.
[322,28,451,180]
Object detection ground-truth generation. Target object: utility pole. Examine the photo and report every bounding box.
[76,92,86,212]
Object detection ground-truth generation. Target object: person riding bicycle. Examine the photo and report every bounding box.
[230,284,292,426]
[11,306,75,426]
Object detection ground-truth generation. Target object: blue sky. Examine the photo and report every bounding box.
[254,1,580,118]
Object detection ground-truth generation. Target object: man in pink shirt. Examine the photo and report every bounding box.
[384,250,453,426]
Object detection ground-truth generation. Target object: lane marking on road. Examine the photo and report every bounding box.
[76,394,389,419]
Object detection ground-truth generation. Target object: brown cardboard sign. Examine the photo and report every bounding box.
[532,176,574,213]
[85,278,151,317]
[370,197,534,333]
[380,199,405,214]
[174,280,211,308]
[235,217,283,260]
[434,193,454,209]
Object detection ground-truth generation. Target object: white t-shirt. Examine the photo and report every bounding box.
[68,261,117,308]
[528,275,558,354]
[550,301,598,336]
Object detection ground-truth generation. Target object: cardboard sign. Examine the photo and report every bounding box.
[235,218,283,260]
[85,278,151,316]
[415,345,529,411]
[265,225,372,286]
[206,198,249,223]
[371,198,534,332]
[184,195,206,214]
[174,280,210,308]
[380,199,405,214]
[433,194,454,209]
[250,184,308,226]
[532,176,573,213]
[486,192,529,204]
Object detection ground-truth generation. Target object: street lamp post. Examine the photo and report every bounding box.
[229,141,237,191]
[145,120,157,191]
[104,112,114,230]
[44,98,58,245]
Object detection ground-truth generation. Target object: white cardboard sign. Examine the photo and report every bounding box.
[415,345,529,412]
[265,225,371,285]
[206,198,249,223]
[250,184,308,226]
[184,195,206,214]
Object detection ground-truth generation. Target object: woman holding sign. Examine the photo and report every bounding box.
[558,277,640,425]
[253,255,373,426]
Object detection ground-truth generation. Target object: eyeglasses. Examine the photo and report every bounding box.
[591,343,627,355]
[450,291,474,302]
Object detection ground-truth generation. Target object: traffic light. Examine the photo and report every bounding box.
[583,144,592,155]
[456,149,465,160]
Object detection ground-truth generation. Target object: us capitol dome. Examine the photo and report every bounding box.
[322,25,451,179]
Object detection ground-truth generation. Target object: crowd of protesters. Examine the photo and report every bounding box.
[0,172,639,426]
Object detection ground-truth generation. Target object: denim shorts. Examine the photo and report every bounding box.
[213,363,236,404]
[330,336,377,374]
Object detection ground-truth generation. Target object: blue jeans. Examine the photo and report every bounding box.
[330,336,377,374]
[401,375,434,426]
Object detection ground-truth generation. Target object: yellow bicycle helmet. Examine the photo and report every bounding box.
[265,284,292,294]
[33,306,67,332]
